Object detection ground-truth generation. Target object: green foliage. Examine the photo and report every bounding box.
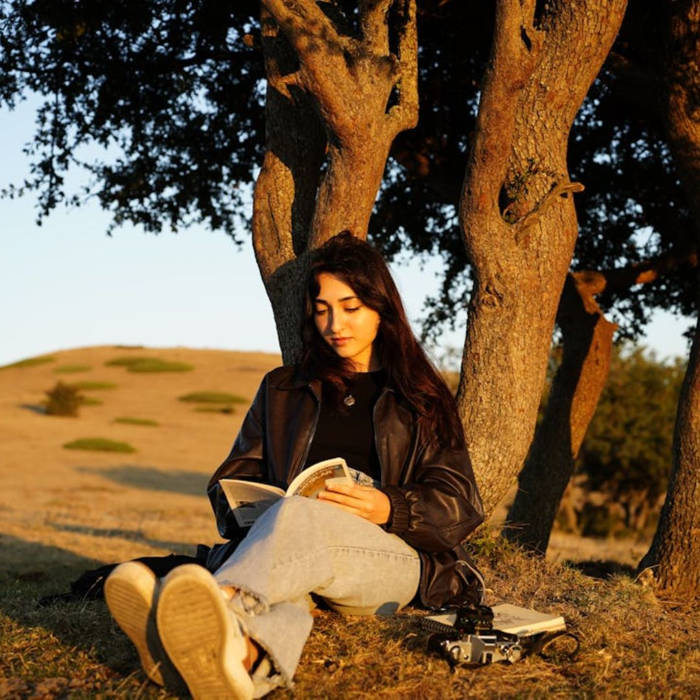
[79,396,103,406]
[0,355,55,369]
[44,382,82,417]
[114,416,159,426]
[69,380,117,390]
[53,364,91,373]
[574,346,684,534]
[63,438,136,453]
[0,0,694,345]
[178,391,246,404]
[105,357,194,372]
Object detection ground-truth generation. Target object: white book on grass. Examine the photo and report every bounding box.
[490,603,566,636]
[425,603,566,638]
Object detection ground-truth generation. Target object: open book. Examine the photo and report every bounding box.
[220,457,374,527]
[425,603,566,638]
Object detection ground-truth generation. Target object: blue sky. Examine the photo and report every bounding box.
[0,99,692,369]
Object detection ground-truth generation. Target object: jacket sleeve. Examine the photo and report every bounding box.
[381,434,484,553]
[207,375,268,539]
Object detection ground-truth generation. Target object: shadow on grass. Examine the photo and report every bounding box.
[0,534,184,697]
[565,559,637,580]
[76,464,208,497]
[46,521,195,553]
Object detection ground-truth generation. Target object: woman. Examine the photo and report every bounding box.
[105,232,484,699]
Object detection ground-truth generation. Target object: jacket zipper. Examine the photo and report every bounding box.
[372,388,390,488]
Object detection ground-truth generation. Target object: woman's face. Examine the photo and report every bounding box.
[313,272,381,372]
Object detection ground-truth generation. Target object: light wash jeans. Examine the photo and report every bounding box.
[211,496,421,694]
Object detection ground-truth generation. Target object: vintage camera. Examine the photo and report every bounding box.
[424,605,524,666]
[423,604,578,668]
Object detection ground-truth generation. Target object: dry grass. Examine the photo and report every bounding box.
[3,533,698,699]
[1,346,698,698]
[53,365,92,374]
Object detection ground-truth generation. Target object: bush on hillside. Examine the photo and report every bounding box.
[45,382,82,417]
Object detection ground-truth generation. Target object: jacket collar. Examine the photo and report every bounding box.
[275,367,322,401]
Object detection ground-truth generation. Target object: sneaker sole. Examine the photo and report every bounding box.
[104,562,165,686]
[156,564,254,700]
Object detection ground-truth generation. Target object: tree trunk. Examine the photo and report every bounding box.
[253,8,326,364]
[457,0,627,516]
[639,317,700,596]
[639,0,700,596]
[504,274,616,552]
[252,0,418,362]
[502,250,697,552]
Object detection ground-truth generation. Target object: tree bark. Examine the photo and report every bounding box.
[252,0,418,362]
[639,0,700,596]
[639,316,700,596]
[504,273,616,552]
[457,0,627,516]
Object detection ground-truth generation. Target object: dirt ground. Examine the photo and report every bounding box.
[0,346,282,572]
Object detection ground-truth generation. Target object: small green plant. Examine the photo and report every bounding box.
[105,356,194,372]
[1,354,55,369]
[63,437,136,453]
[69,380,117,390]
[53,364,91,373]
[79,396,103,406]
[194,405,236,414]
[45,382,82,417]
[178,391,247,404]
[114,417,159,426]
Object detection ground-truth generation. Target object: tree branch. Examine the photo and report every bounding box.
[359,0,393,54]
[573,249,699,297]
[261,0,344,57]
[387,0,419,132]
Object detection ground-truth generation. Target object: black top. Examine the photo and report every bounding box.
[304,369,386,481]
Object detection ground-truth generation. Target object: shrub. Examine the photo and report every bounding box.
[45,382,82,417]
[573,347,684,535]
[63,438,136,453]
[179,391,247,404]
[105,356,194,372]
[79,396,103,406]
[69,381,117,390]
[114,417,159,426]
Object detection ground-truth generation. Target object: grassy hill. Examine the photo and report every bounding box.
[0,346,698,698]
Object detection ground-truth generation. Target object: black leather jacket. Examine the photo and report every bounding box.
[207,366,485,608]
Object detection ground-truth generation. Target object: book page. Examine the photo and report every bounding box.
[286,457,352,498]
[219,479,285,528]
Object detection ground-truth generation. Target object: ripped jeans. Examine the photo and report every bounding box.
[210,496,421,695]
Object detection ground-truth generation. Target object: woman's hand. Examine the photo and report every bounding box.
[317,482,391,525]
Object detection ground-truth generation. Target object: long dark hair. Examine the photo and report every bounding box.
[299,232,464,448]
